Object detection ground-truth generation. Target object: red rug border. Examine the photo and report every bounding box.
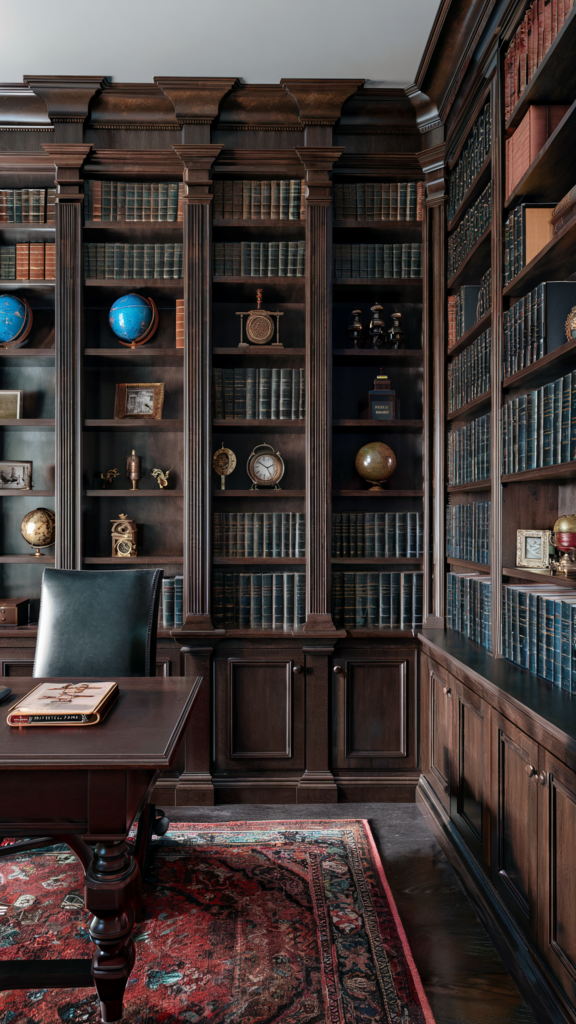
[165,817,437,1024]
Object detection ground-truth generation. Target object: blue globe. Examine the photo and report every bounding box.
[109,294,154,343]
[0,294,32,346]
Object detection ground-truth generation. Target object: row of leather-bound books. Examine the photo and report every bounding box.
[213,368,305,421]
[212,180,305,221]
[0,188,55,223]
[448,413,491,485]
[84,180,183,222]
[445,501,491,565]
[213,241,305,277]
[83,243,184,279]
[447,572,492,652]
[448,329,491,413]
[332,571,423,630]
[447,183,492,278]
[502,370,576,473]
[447,102,492,222]
[0,243,55,281]
[213,513,305,558]
[333,182,424,221]
[213,572,305,629]
[332,512,423,559]
[502,582,576,689]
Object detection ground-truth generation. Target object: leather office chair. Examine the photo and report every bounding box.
[1,567,167,866]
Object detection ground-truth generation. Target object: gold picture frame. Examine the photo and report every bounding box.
[516,528,552,568]
[114,383,165,420]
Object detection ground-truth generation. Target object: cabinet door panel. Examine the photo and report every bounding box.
[452,681,489,864]
[491,711,539,936]
[420,656,452,810]
[538,750,576,1005]
[214,651,305,771]
[334,648,417,771]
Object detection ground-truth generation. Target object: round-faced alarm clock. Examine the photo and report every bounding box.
[246,443,285,489]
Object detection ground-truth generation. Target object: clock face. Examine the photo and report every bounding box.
[117,539,132,555]
[253,454,278,481]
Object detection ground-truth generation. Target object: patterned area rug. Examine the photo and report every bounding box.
[0,820,435,1023]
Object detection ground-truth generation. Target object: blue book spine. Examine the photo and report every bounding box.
[554,599,562,686]
[295,573,306,626]
[262,573,273,629]
[162,578,175,628]
[379,573,391,626]
[173,575,183,627]
[528,593,538,675]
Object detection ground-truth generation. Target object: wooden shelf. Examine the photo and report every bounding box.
[84,221,182,232]
[505,5,576,131]
[447,311,492,360]
[333,349,423,366]
[213,489,305,497]
[213,347,305,362]
[0,279,55,288]
[84,419,183,431]
[447,153,492,233]
[333,419,423,432]
[213,557,306,565]
[447,481,491,493]
[502,215,576,298]
[0,419,54,430]
[84,348,183,366]
[447,225,491,290]
[84,489,184,497]
[85,279,183,298]
[333,489,424,497]
[83,556,183,564]
[505,98,576,206]
[0,224,54,233]
[447,392,491,421]
[0,554,54,563]
[0,349,55,363]
[502,566,576,588]
[0,490,54,497]
[502,462,576,484]
[447,557,490,572]
[344,626,417,637]
[333,278,422,293]
[213,218,304,230]
[333,219,422,233]
[332,557,424,564]
[502,337,576,391]
[213,419,305,433]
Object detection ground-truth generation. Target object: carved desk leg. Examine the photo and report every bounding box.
[85,840,139,1024]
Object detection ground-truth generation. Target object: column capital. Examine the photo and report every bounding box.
[282,80,363,125]
[417,142,447,204]
[295,147,344,201]
[25,76,106,123]
[156,78,237,125]
[42,143,92,202]
[173,144,223,200]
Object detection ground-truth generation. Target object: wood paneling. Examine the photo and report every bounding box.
[452,679,489,864]
[539,749,576,1009]
[428,663,452,809]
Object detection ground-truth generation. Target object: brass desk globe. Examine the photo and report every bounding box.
[355,442,397,491]
[20,507,55,556]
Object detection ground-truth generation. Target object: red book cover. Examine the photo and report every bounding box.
[416,181,424,221]
[177,182,183,222]
[538,0,545,67]
[551,0,558,42]
[543,0,552,54]
[44,243,56,280]
[15,243,29,280]
[518,20,527,97]
[526,5,535,80]
[447,295,457,352]
[29,242,44,280]
[175,298,184,349]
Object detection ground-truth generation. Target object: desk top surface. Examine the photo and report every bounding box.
[0,676,201,770]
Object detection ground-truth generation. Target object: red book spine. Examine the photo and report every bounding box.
[44,243,56,280]
[175,298,184,349]
[29,242,44,280]
[177,182,183,222]
[416,181,424,221]
[16,243,29,279]
[447,295,457,351]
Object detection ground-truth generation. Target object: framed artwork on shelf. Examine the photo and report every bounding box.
[114,383,165,420]
[0,390,23,419]
[516,529,552,569]
[0,460,32,489]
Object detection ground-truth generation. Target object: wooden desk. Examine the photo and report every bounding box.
[0,676,201,1024]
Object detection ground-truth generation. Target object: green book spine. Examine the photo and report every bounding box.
[343,572,356,629]
[270,368,280,420]
[396,512,407,558]
[562,373,572,463]
[273,573,284,628]
[239,574,251,628]
[229,513,237,557]
[355,572,368,626]
[379,573,391,626]
[296,513,305,558]
[299,373,306,419]
[364,513,375,558]
[367,572,379,626]
[553,378,563,465]
[375,513,385,557]
[283,574,295,629]
[262,574,273,628]
[289,512,297,557]
[251,181,261,220]
[407,512,417,558]
[390,572,401,627]
[245,513,254,558]
[295,573,306,626]
[233,368,246,419]
[223,368,234,419]
[242,181,251,220]
[281,513,291,557]
[272,513,282,558]
[332,572,344,627]
[246,367,258,419]
[356,512,365,557]
[385,513,397,557]
[237,514,245,558]
[400,573,413,630]
[259,368,271,418]
[254,513,264,558]
[251,575,262,628]
[543,382,554,466]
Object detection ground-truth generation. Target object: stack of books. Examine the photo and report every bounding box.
[448,413,491,485]
[504,1,575,123]
[448,329,491,412]
[333,243,422,279]
[447,102,492,222]
[503,281,576,378]
[502,369,576,472]
[84,180,183,222]
[503,583,576,686]
[15,243,55,280]
[213,512,305,558]
[0,188,55,223]
[333,182,424,221]
[213,241,305,277]
[447,183,492,279]
[332,511,423,558]
[213,368,305,420]
[212,571,306,629]
[446,502,491,564]
[332,571,423,629]
[83,243,184,279]
[447,572,492,651]
[159,576,183,628]
[212,180,305,220]
[503,204,554,284]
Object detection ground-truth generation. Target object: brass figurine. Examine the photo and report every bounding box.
[237,289,283,347]
[110,513,137,558]
[369,304,386,348]
[212,445,237,490]
[126,450,141,490]
[387,312,405,349]
[100,468,119,489]
[152,467,171,490]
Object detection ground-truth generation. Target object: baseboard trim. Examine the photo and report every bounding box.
[417,776,576,1024]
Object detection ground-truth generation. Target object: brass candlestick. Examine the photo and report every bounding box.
[126,450,141,490]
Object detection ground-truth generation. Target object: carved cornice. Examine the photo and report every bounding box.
[42,143,93,202]
[417,142,447,204]
[155,77,238,125]
[295,147,344,201]
[85,148,183,176]
[173,144,223,200]
[215,148,303,175]
[24,76,106,123]
[405,84,442,134]
[336,153,422,176]
[282,80,364,126]
[0,151,57,174]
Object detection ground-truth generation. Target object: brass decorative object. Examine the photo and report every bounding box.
[246,443,285,489]
[114,382,165,420]
[100,468,119,489]
[552,515,576,576]
[387,312,405,349]
[348,308,369,349]
[516,528,551,568]
[237,289,283,347]
[152,467,171,489]
[20,508,55,557]
[111,513,137,558]
[355,441,397,490]
[565,306,576,341]
[212,445,237,490]
[369,304,386,348]
[126,450,141,490]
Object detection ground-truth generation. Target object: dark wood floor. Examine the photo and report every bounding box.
[168,802,536,1024]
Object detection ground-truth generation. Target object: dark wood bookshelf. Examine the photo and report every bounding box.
[332,557,424,565]
[213,219,305,232]
[333,349,423,366]
[84,419,183,431]
[505,4,576,130]
[213,347,305,362]
[333,489,424,497]
[0,419,54,430]
[213,419,305,433]
[214,557,306,565]
[83,348,183,366]
[447,310,491,359]
[447,557,490,572]
[332,419,423,432]
[84,221,183,232]
[0,350,55,362]
[447,153,492,233]
[83,556,183,564]
[213,489,305,498]
[446,481,491,494]
[502,462,576,484]
[447,392,491,421]
[447,225,491,290]
[333,219,422,235]
[84,489,184,497]
[505,97,576,206]
[0,555,55,563]
[85,278,183,295]
[502,566,576,589]
[0,490,54,497]
[502,337,576,391]
[502,215,576,297]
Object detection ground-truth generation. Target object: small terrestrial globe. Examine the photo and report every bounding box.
[20,507,56,554]
[109,294,156,345]
[0,294,32,347]
[355,442,397,490]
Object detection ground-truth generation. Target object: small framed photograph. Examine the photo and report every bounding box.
[0,460,32,490]
[0,390,23,419]
[516,528,552,568]
[114,383,165,420]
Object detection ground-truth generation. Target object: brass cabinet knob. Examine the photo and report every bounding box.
[333,665,343,674]
[443,685,451,697]
[292,664,303,675]
[538,771,548,786]
[526,764,537,777]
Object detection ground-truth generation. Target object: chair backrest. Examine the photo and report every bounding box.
[33,568,163,678]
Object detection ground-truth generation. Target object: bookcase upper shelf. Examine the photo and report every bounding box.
[505,97,576,206]
[502,216,576,296]
[502,336,576,390]
[502,566,576,589]
[505,4,576,131]
[447,393,491,421]
[213,419,305,434]
[447,226,491,290]
[502,461,576,484]
[447,154,492,234]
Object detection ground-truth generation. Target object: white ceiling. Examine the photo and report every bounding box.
[2,0,441,86]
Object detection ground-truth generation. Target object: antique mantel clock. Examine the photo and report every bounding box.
[236,289,283,347]
[111,513,137,557]
[246,443,285,489]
